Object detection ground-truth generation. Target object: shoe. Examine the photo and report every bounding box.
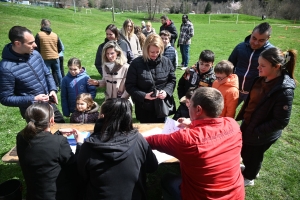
[240,164,259,178]
[244,178,254,186]
[181,67,188,70]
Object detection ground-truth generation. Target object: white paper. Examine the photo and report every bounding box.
[161,117,180,134]
[141,126,177,164]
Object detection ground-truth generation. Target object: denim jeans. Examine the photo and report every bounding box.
[179,44,190,67]
[161,173,182,200]
[44,58,62,88]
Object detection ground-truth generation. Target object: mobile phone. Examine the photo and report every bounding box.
[150,88,157,97]
[49,95,56,104]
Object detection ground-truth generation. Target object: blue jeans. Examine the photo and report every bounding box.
[161,173,182,200]
[179,44,190,67]
[44,58,62,87]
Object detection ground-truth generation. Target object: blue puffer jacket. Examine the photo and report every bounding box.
[61,67,97,117]
[0,43,57,115]
[228,35,274,92]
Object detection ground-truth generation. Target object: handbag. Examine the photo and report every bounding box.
[146,63,175,118]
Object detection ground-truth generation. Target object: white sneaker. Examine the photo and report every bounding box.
[240,164,259,178]
[244,178,255,186]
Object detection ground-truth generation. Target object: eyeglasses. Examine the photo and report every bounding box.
[215,76,228,81]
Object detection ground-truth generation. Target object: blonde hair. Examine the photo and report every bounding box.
[101,41,127,66]
[146,21,152,27]
[142,34,164,62]
[121,19,134,39]
[76,93,95,111]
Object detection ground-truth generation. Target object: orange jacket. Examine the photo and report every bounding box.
[213,74,239,118]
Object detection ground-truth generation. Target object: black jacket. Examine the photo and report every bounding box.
[236,73,295,145]
[77,123,158,200]
[125,56,176,122]
[16,131,80,200]
[173,103,189,121]
[94,39,133,75]
[159,20,178,46]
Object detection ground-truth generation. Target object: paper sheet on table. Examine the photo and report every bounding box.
[161,117,180,134]
[142,126,175,164]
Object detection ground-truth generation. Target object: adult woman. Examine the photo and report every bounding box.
[120,19,142,58]
[125,34,176,123]
[77,98,158,200]
[236,47,297,186]
[142,21,156,37]
[16,102,84,200]
[94,24,133,76]
[89,41,130,100]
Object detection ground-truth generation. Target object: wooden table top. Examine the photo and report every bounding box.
[2,123,177,163]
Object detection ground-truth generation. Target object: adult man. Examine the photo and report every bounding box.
[35,19,62,89]
[228,22,273,104]
[160,15,178,47]
[0,26,64,123]
[146,87,244,200]
[177,15,194,68]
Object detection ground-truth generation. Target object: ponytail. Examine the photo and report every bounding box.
[283,49,297,81]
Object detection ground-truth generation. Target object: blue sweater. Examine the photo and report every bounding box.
[61,67,96,117]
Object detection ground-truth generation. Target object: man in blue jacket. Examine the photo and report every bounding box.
[0,26,64,123]
[228,22,274,105]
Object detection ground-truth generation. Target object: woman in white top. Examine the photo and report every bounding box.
[120,19,142,58]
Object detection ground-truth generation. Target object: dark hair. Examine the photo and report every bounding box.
[134,26,146,50]
[67,57,82,68]
[191,87,224,118]
[253,22,272,36]
[160,15,168,20]
[199,50,215,63]
[41,19,51,27]
[21,102,53,141]
[98,98,134,142]
[260,47,297,80]
[105,24,120,39]
[185,87,195,99]
[214,60,234,76]
[9,26,32,44]
[159,30,171,39]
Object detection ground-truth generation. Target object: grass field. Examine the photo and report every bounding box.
[0,3,299,199]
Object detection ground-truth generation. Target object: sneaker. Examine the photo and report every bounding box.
[244,178,254,186]
[240,164,260,178]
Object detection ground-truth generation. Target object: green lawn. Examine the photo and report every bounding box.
[0,3,299,199]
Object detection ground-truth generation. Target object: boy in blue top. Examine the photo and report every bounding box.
[177,50,216,99]
[61,57,96,117]
[160,30,178,70]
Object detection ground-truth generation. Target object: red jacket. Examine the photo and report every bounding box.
[146,118,244,200]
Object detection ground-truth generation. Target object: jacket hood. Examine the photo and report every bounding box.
[66,67,87,78]
[164,19,173,27]
[276,72,296,90]
[85,129,139,161]
[244,35,272,50]
[40,26,52,34]
[1,43,31,62]
[87,101,99,114]
[220,74,239,89]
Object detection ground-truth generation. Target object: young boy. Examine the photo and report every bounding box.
[212,60,239,118]
[177,50,216,99]
[173,87,194,121]
[160,30,178,70]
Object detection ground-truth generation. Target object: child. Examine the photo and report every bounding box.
[177,50,216,99]
[70,93,99,123]
[61,58,96,117]
[173,87,194,121]
[212,60,239,118]
[160,30,178,70]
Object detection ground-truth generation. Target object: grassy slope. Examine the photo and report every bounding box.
[0,3,299,199]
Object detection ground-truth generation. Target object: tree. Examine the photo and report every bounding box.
[227,1,241,14]
[204,2,211,14]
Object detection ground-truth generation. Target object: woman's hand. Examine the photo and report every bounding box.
[145,91,158,100]
[177,118,191,128]
[157,90,167,100]
[59,128,84,143]
[88,78,99,86]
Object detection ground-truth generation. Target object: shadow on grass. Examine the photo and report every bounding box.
[147,163,180,199]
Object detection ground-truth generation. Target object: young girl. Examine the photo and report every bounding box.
[173,87,194,121]
[88,41,130,100]
[61,58,96,117]
[236,47,297,186]
[16,102,83,200]
[70,93,99,123]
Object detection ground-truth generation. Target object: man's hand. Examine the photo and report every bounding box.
[177,117,191,128]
